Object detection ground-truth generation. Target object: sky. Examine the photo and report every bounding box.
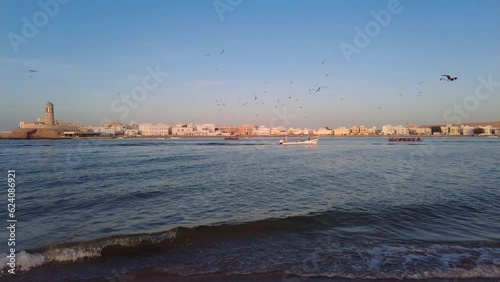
[1,0,499,131]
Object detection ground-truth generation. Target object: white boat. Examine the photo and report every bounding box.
[279,136,319,145]
[169,137,180,139]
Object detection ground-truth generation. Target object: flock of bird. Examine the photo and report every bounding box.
[23,53,458,122]
[28,69,37,78]
[205,48,459,119]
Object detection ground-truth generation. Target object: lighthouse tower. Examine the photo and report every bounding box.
[45,102,54,125]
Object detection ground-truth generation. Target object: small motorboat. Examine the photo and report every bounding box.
[224,136,239,140]
[279,136,319,145]
[388,137,422,142]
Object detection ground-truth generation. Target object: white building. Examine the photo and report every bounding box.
[479,125,493,135]
[87,121,126,136]
[171,123,195,136]
[288,127,309,135]
[367,126,377,135]
[195,124,217,136]
[334,127,350,136]
[254,125,271,135]
[394,125,409,135]
[271,126,287,135]
[441,124,460,135]
[413,127,432,135]
[381,125,395,135]
[461,125,475,136]
[124,129,139,136]
[350,126,360,135]
[358,126,369,135]
[138,123,172,136]
[314,128,333,135]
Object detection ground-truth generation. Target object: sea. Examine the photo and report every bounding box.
[0,137,499,282]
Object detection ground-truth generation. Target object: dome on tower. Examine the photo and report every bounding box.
[45,102,54,106]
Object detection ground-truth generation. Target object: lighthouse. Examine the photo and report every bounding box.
[45,102,54,125]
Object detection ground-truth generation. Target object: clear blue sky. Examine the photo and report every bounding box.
[1,0,499,130]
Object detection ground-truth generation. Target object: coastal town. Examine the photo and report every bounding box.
[2,102,499,139]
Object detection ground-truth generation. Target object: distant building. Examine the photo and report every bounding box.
[441,124,460,135]
[367,126,377,135]
[394,125,409,135]
[461,125,475,136]
[220,125,236,135]
[313,128,333,135]
[479,125,493,135]
[195,124,216,136]
[237,124,254,135]
[288,127,309,135]
[350,126,360,135]
[381,125,395,135]
[271,126,286,135]
[358,125,369,135]
[171,123,195,136]
[412,127,432,135]
[254,125,271,135]
[334,127,350,136]
[138,123,171,136]
[19,102,82,131]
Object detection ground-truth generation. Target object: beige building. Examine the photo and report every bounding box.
[334,127,350,136]
[237,124,254,135]
[441,124,460,135]
[19,102,82,131]
[220,125,237,135]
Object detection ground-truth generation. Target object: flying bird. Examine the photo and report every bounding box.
[377,107,382,110]
[418,81,424,84]
[316,86,328,92]
[322,60,326,64]
[28,69,37,72]
[440,75,457,81]
[290,81,293,84]
[242,102,248,107]
[220,50,224,54]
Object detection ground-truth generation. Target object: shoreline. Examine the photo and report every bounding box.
[0,135,497,140]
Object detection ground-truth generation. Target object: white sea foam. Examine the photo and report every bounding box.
[0,230,179,273]
[44,247,100,262]
[0,251,45,271]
